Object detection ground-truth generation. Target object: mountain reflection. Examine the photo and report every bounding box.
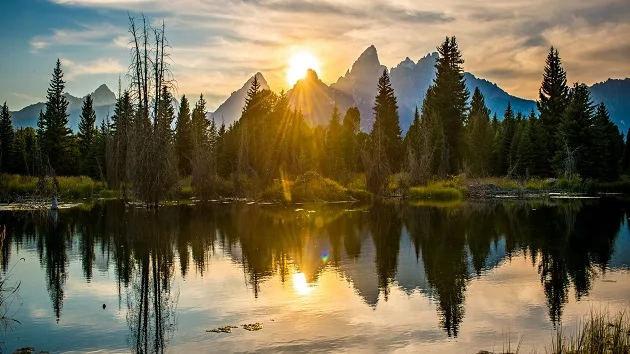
[0,198,628,345]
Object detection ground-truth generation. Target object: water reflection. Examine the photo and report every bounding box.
[0,198,629,351]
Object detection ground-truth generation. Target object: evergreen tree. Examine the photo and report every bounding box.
[466,88,491,176]
[0,102,14,173]
[537,47,569,174]
[108,90,133,187]
[77,95,98,176]
[428,36,470,174]
[40,59,72,175]
[405,106,421,155]
[191,94,208,147]
[593,102,623,180]
[370,69,403,172]
[555,83,595,178]
[10,127,41,176]
[498,103,516,175]
[623,128,630,174]
[342,107,361,172]
[175,95,193,175]
[325,103,343,177]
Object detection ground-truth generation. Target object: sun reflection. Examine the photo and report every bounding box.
[287,51,320,85]
[292,272,312,295]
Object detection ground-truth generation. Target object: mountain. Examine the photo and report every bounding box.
[463,73,537,117]
[331,45,388,131]
[11,84,117,132]
[210,72,270,126]
[286,69,354,127]
[589,78,630,131]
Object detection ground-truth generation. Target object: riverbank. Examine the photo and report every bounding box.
[2,173,629,205]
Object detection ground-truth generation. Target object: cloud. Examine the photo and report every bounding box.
[40,0,630,103]
[30,22,128,52]
[62,58,127,79]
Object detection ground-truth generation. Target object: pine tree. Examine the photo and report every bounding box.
[107,90,133,187]
[0,102,14,173]
[191,94,208,148]
[405,106,421,155]
[175,95,193,175]
[498,103,516,175]
[593,102,623,180]
[555,83,595,178]
[40,59,72,175]
[342,107,361,172]
[429,36,470,174]
[466,88,491,176]
[370,69,403,172]
[78,95,97,176]
[325,103,343,177]
[537,47,569,174]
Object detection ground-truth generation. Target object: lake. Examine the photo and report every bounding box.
[0,199,629,353]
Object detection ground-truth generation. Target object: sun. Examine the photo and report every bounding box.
[287,51,321,85]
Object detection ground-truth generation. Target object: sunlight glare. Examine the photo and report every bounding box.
[287,51,321,85]
[292,272,312,295]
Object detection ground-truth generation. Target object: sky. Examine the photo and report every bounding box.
[1,0,629,111]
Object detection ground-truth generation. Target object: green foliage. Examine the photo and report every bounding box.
[370,69,403,172]
[0,174,105,201]
[39,59,73,175]
[0,102,14,173]
[175,95,193,175]
[424,36,469,175]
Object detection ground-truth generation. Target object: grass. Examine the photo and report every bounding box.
[0,174,107,201]
[549,308,630,354]
[476,308,630,354]
[408,184,465,201]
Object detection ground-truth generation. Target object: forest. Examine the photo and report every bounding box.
[1,16,628,204]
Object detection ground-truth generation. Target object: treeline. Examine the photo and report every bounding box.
[1,28,628,200]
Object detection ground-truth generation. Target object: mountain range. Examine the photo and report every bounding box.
[11,84,117,132]
[11,46,630,133]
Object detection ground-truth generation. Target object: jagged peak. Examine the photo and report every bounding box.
[305,68,319,81]
[355,45,380,67]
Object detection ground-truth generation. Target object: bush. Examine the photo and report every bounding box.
[291,171,349,202]
[557,176,583,192]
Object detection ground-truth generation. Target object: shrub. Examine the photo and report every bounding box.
[291,171,349,202]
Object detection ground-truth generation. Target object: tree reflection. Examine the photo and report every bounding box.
[0,197,627,344]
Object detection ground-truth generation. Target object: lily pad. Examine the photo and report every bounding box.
[206,325,238,333]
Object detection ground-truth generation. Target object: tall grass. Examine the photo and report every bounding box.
[549,308,630,354]
[0,174,109,201]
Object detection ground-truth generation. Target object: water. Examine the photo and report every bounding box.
[0,199,629,353]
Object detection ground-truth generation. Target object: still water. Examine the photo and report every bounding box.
[0,199,629,353]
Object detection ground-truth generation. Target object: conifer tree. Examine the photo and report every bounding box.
[175,95,193,175]
[78,95,98,176]
[370,69,403,172]
[191,94,208,147]
[11,127,40,176]
[429,36,470,174]
[555,83,595,178]
[405,106,421,155]
[0,102,14,173]
[325,103,343,177]
[593,102,623,180]
[40,59,72,174]
[498,103,516,175]
[466,88,491,176]
[342,107,361,172]
[108,90,133,187]
[537,47,569,174]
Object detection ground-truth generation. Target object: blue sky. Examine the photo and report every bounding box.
[1,0,629,111]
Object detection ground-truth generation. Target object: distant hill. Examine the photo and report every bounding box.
[11,84,117,132]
